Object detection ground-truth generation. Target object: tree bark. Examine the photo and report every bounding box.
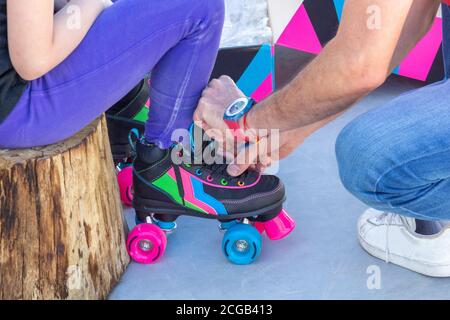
[0,115,129,300]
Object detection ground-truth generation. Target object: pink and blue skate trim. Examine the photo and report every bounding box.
[167,168,228,216]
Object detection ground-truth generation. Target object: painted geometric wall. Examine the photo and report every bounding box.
[212,44,275,102]
[269,0,445,83]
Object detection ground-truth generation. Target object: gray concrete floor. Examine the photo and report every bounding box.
[109,77,450,300]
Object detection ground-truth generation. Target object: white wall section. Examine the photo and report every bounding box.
[220,0,273,48]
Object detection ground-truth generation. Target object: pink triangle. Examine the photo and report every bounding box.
[398,18,443,81]
[251,73,273,102]
[276,5,322,54]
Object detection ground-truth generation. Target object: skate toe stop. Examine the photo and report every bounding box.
[263,209,296,240]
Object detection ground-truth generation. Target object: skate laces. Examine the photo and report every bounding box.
[184,124,253,184]
[128,125,254,185]
[128,128,140,156]
[177,143,252,184]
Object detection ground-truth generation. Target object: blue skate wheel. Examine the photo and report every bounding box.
[135,216,176,232]
[220,220,239,231]
[222,224,262,265]
[155,220,176,231]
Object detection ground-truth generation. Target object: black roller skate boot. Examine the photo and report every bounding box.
[106,78,150,163]
[126,132,296,265]
[107,78,150,207]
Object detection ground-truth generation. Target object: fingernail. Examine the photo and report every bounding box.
[227,165,240,176]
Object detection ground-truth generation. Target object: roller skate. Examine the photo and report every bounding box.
[126,132,296,265]
[106,78,150,206]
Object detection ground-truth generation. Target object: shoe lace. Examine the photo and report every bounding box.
[189,149,252,181]
[176,140,252,182]
[375,212,396,263]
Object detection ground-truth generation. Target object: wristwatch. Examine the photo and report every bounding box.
[223,97,256,140]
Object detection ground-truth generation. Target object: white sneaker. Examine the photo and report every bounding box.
[357,208,450,277]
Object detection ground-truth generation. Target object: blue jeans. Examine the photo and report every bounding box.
[0,0,224,148]
[336,5,450,221]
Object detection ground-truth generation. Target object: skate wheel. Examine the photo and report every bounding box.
[222,224,262,265]
[220,220,239,231]
[127,223,167,264]
[117,165,133,207]
[155,220,177,231]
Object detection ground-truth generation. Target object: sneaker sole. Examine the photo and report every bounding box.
[358,232,450,277]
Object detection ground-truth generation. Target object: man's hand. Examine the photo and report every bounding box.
[226,114,345,176]
[194,75,264,170]
[194,75,248,141]
[227,129,306,176]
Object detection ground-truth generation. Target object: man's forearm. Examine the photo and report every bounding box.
[248,39,379,132]
[245,0,439,133]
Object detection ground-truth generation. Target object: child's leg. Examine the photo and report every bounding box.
[0,0,224,148]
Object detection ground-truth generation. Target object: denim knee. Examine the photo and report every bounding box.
[336,115,424,210]
[335,117,382,204]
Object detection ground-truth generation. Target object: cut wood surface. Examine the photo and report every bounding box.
[0,115,129,300]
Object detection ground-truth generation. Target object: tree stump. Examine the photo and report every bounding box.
[0,115,129,300]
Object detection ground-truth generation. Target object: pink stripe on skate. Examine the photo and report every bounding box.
[179,169,218,215]
[251,73,273,102]
[276,5,322,54]
[167,167,177,181]
[398,18,443,81]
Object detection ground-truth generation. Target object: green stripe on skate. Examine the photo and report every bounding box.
[184,200,207,214]
[133,105,149,122]
[152,173,206,214]
[153,173,182,203]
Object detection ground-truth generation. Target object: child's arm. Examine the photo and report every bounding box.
[7,0,112,81]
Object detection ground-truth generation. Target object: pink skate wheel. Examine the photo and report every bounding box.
[118,166,133,207]
[253,222,265,234]
[127,223,167,264]
[263,209,296,240]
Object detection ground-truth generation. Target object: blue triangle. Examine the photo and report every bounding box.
[236,44,273,96]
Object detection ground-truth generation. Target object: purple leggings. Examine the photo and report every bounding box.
[0,0,224,148]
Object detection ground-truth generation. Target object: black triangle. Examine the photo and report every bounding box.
[210,46,261,82]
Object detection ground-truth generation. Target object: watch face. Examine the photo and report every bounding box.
[225,98,248,118]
